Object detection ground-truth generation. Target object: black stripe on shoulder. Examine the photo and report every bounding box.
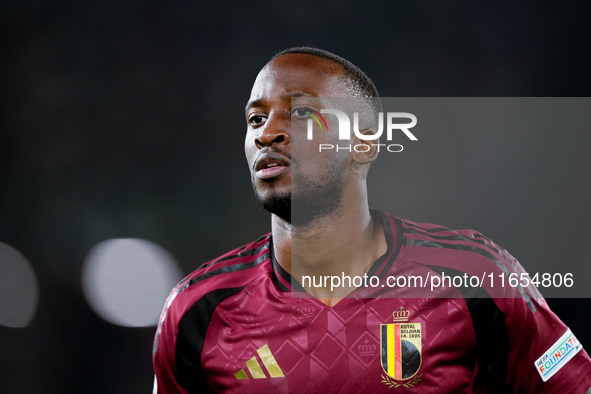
[176,287,245,393]
[404,237,536,313]
[428,266,509,393]
[366,211,403,280]
[470,233,543,300]
[152,251,270,355]
[403,221,456,234]
[189,251,270,287]
[404,222,523,274]
[201,235,270,268]
[405,222,544,303]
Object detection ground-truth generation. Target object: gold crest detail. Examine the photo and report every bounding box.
[381,373,422,389]
[392,306,410,322]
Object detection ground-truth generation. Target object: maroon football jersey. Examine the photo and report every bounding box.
[153,211,591,393]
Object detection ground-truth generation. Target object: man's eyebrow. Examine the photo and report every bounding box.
[245,99,264,112]
[282,91,310,100]
[245,91,311,112]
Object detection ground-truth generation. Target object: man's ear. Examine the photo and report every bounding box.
[351,128,380,165]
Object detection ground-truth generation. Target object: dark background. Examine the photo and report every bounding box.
[1,1,590,392]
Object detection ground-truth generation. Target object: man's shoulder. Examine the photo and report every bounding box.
[395,215,544,308]
[395,216,525,278]
[161,233,273,320]
[397,216,507,259]
[397,216,487,241]
[191,233,273,276]
[152,233,275,375]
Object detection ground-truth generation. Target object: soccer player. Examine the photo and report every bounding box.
[152,47,591,393]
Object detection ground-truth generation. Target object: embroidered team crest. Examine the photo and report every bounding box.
[380,323,422,382]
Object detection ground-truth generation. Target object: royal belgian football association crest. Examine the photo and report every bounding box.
[380,307,422,388]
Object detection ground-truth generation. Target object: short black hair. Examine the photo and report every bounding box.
[272,47,382,131]
[272,46,380,99]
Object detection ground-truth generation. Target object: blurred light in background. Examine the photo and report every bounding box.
[82,238,183,327]
[0,242,39,328]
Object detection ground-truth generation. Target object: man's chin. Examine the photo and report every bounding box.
[257,197,338,227]
[253,179,344,227]
[256,192,291,223]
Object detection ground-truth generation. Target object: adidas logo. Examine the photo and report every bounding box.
[235,344,285,380]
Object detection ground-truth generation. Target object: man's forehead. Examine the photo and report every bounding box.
[247,54,350,105]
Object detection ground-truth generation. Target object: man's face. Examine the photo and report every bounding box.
[244,54,352,224]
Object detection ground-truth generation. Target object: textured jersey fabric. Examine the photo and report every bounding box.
[153,210,591,393]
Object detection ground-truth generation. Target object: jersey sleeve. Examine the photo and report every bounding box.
[504,293,591,393]
[463,230,591,392]
[152,287,191,394]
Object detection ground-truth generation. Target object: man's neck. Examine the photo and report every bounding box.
[271,199,387,304]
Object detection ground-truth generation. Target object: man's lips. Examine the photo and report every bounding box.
[254,151,291,180]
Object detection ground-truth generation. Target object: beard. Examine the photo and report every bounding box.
[254,156,347,226]
[255,188,292,223]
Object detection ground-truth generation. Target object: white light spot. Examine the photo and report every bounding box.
[82,239,183,327]
[0,242,39,328]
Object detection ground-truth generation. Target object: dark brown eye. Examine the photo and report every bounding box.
[291,107,310,118]
[249,115,266,126]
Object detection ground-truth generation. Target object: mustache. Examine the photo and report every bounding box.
[252,147,293,173]
[267,146,291,160]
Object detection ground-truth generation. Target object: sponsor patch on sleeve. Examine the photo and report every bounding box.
[534,328,582,382]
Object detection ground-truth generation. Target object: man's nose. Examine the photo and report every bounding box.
[254,115,290,149]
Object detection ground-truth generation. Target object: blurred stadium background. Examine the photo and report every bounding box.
[1,1,590,392]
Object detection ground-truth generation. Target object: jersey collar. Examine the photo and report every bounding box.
[269,209,402,293]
